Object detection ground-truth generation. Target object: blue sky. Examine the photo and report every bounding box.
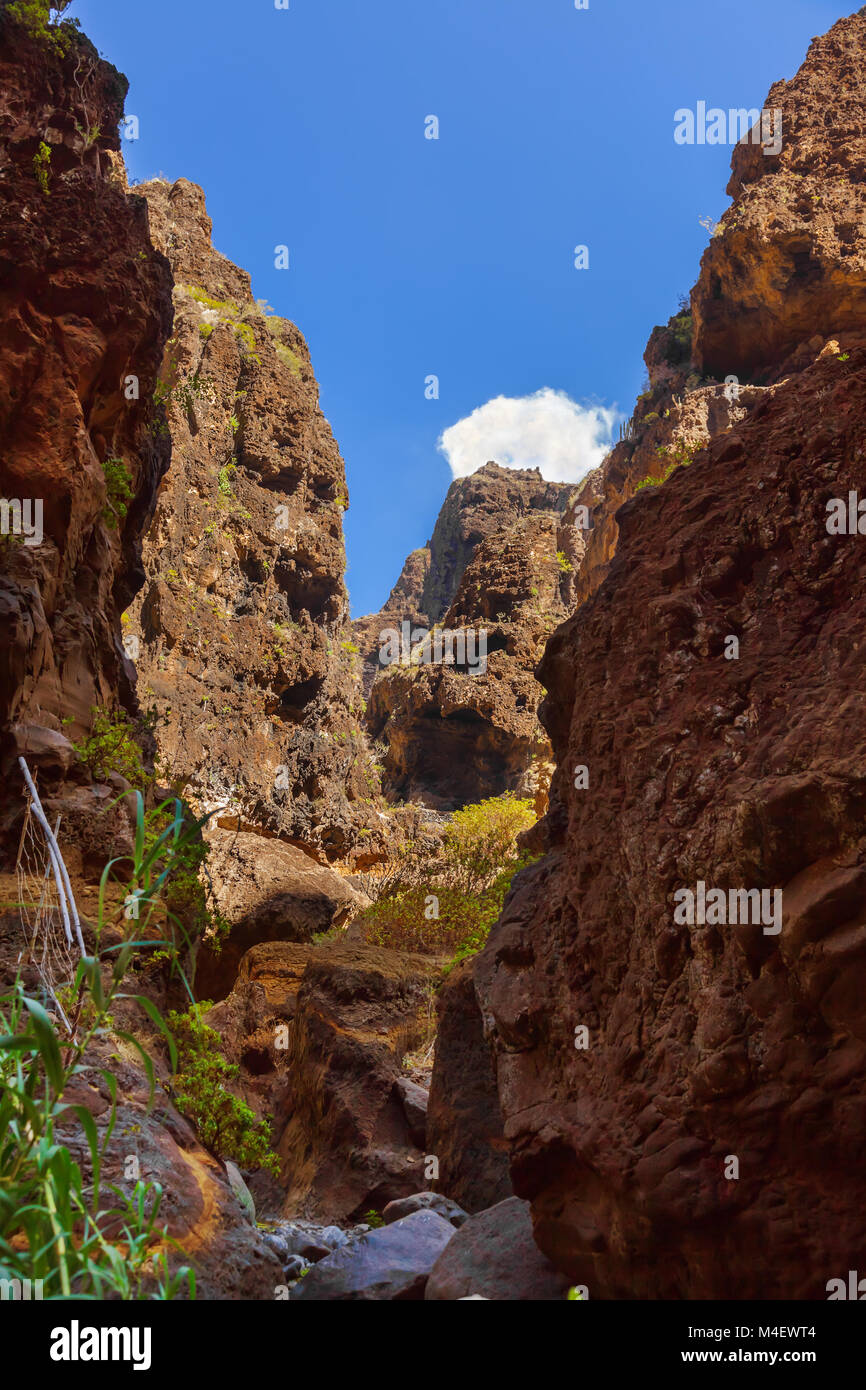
[67,0,846,615]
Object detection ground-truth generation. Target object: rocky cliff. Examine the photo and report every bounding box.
[443,8,866,1299]
[0,3,285,1300]
[359,463,573,809]
[0,9,172,845]
[126,178,382,864]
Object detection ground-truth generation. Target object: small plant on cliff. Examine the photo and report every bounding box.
[556,550,573,574]
[101,457,133,529]
[165,1003,280,1176]
[32,140,51,194]
[218,462,237,499]
[634,442,695,492]
[6,1,80,52]
[73,707,151,789]
[275,341,303,376]
[657,299,693,368]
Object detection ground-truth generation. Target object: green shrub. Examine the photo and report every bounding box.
[443,793,535,895]
[658,303,693,367]
[218,462,236,498]
[6,1,80,51]
[101,457,133,529]
[360,857,532,965]
[358,793,536,963]
[634,442,695,492]
[0,792,204,1298]
[33,140,51,194]
[556,550,573,574]
[73,707,150,789]
[275,342,302,376]
[165,1003,280,1175]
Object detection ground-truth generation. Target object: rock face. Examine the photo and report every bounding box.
[425,1197,570,1301]
[426,960,512,1214]
[126,178,381,861]
[194,829,367,1001]
[364,466,573,810]
[210,939,439,1220]
[420,463,569,621]
[692,15,866,382]
[567,323,760,614]
[0,11,172,848]
[459,10,866,1302]
[353,545,430,695]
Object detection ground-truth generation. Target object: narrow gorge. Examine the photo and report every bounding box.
[1,0,866,1323]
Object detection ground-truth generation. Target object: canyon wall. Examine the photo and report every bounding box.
[436,8,866,1298]
[0,10,172,847]
[126,178,383,864]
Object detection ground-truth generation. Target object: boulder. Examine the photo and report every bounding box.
[292,1210,456,1301]
[224,1161,256,1223]
[425,1198,570,1301]
[383,1191,468,1228]
[196,831,366,1000]
[394,1076,428,1148]
[209,939,440,1220]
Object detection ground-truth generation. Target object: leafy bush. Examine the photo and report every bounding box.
[6,1,80,51]
[165,1003,280,1175]
[73,707,150,789]
[658,303,693,367]
[33,140,51,194]
[0,793,204,1298]
[101,458,133,529]
[218,462,237,498]
[358,793,536,963]
[556,550,573,574]
[443,793,535,895]
[634,442,695,492]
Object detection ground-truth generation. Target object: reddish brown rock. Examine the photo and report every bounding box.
[693,14,866,381]
[367,499,572,809]
[125,177,383,862]
[0,11,172,850]
[477,342,866,1300]
[426,959,512,1213]
[353,545,430,695]
[195,829,368,1001]
[451,12,866,1300]
[210,939,439,1220]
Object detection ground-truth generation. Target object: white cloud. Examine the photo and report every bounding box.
[437,388,619,485]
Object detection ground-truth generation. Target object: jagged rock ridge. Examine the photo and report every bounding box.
[127,178,384,862]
